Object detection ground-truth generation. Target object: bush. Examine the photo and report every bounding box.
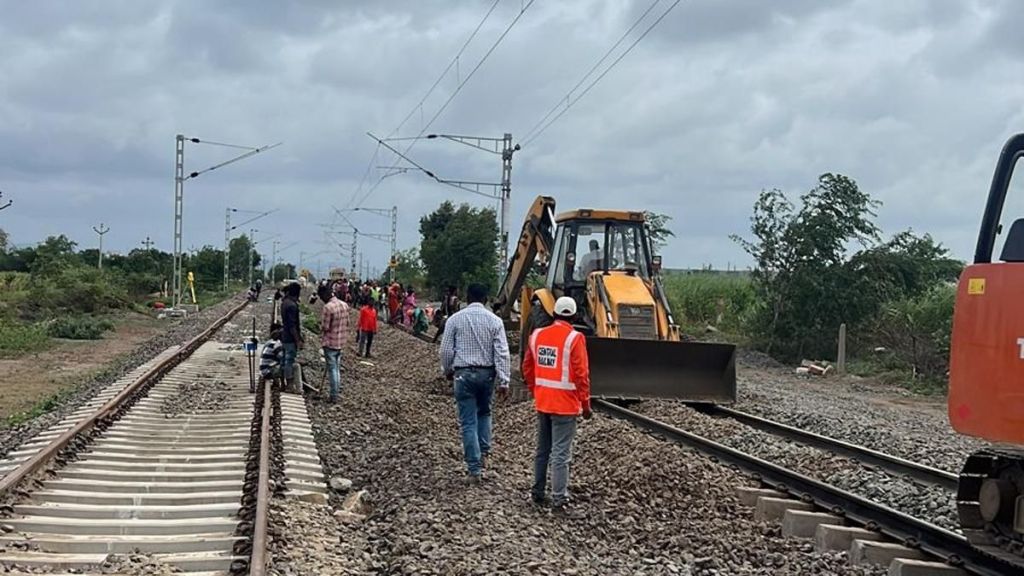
[46,316,115,340]
[868,284,955,389]
[0,319,49,355]
[663,273,756,335]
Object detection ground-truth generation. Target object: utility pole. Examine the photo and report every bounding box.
[500,132,514,273]
[173,134,185,306]
[391,206,397,283]
[223,208,230,292]
[141,236,155,250]
[249,228,256,288]
[92,223,110,270]
[225,208,275,291]
[170,135,281,308]
[271,240,279,286]
[331,205,398,282]
[369,132,519,278]
[351,235,357,278]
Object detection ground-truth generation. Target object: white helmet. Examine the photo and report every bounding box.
[554,296,577,317]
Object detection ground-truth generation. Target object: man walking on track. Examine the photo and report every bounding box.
[439,283,511,484]
[522,296,591,512]
[318,280,349,403]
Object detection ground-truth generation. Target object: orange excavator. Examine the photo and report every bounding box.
[492,195,736,402]
[949,132,1024,563]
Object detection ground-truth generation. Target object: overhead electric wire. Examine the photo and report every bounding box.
[521,0,664,144]
[385,0,501,141]
[343,0,501,211]
[352,0,537,210]
[185,142,283,180]
[522,0,683,147]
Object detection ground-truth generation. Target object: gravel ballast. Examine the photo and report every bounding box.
[733,362,987,475]
[269,324,886,575]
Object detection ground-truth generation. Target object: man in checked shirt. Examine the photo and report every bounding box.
[439,283,511,483]
[318,280,349,403]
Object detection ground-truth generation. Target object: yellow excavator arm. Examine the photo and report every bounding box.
[491,195,557,320]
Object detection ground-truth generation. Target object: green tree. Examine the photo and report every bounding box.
[271,263,296,282]
[30,235,78,277]
[419,202,498,293]
[392,247,426,288]
[228,235,260,281]
[644,212,675,251]
[732,174,881,359]
[184,246,225,292]
[0,228,8,253]
[733,174,963,363]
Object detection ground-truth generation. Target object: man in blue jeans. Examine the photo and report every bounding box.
[317,280,349,403]
[279,282,304,391]
[439,283,511,483]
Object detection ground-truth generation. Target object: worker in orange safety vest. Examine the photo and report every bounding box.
[521,295,591,511]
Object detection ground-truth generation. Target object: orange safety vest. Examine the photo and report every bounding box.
[528,321,584,415]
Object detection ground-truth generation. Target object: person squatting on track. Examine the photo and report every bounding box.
[318,280,350,403]
[259,323,284,390]
[279,282,304,391]
[522,296,592,511]
[357,297,378,358]
[439,283,511,484]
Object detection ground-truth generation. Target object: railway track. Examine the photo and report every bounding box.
[689,403,959,491]
[0,299,321,575]
[595,399,1019,576]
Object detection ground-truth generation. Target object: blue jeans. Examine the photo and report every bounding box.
[281,343,298,380]
[453,367,496,476]
[323,347,341,401]
[532,413,578,506]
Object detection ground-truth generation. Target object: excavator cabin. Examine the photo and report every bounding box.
[543,209,676,340]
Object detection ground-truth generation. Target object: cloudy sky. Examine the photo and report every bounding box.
[2,0,1024,275]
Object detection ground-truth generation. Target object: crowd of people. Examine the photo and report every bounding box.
[255,274,592,516]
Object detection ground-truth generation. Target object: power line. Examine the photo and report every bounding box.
[522,0,683,147]
[521,0,664,144]
[343,0,501,210]
[386,0,501,141]
[353,0,537,210]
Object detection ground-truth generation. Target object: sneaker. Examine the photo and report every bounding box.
[463,474,482,486]
[531,493,548,506]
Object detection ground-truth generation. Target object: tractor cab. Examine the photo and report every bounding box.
[545,210,662,336]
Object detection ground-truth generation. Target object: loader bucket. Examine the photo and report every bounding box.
[585,337,736,403]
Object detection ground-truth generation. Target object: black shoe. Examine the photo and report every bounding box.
[531,493,548,506]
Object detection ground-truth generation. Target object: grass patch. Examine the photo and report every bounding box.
[0,319,50,356]
[46,316,115,340]
[4,387,77,427]
[663,273,756,342]
[299,302,320,334]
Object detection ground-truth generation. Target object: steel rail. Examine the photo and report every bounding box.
[249,377,273,576]
[0,298,250,497]
[692,404,959,491]
[595,399,1014,576]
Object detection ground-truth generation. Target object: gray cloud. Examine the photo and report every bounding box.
[1,0,1023,277]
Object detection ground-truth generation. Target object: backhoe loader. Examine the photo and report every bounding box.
[492,196,736,402]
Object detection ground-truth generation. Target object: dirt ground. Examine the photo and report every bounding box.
[0,312,165,420]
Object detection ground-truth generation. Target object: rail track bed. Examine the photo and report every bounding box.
[0,299,326,575]
[596,400,1020,576]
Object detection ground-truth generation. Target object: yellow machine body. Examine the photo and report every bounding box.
[497,196,736,403]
